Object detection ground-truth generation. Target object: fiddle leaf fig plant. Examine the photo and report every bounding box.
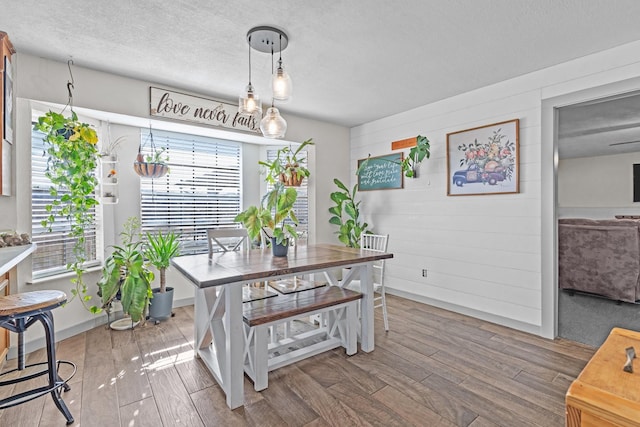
[34,110,100,309]
[328,178,369,248]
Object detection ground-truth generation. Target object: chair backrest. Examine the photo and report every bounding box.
[360,234,389,285]
[207,228,250,258]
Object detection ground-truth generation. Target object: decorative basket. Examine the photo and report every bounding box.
[133,162,168,178]
[279,164,304,187]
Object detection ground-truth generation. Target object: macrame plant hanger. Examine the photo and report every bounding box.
[133,125,168,179]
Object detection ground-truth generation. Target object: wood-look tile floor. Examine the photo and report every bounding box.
[0,295,595,426]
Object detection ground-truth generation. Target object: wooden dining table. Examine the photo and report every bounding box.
[171,243,393,409]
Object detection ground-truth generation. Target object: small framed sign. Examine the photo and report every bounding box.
[357,153,403,191]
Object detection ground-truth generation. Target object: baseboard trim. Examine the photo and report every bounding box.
[386,288,543,337]
[7,296,195,359]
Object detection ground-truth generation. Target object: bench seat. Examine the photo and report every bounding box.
[243,285,362,391]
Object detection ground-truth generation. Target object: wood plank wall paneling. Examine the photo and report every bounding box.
[0,297,596,426]
[348,41,640,334]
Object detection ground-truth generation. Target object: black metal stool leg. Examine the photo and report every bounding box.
[39,311,74,425]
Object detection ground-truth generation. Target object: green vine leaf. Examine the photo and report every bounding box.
[34,111,100,310]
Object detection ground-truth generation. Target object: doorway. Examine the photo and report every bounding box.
[542,82,640,346]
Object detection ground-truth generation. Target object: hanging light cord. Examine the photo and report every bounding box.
[278,34,283,68]
[248,35,253,86]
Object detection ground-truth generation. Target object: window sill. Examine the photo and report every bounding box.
[28,265,103,285]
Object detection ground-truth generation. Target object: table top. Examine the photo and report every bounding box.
[0,244,36,277]
[566,327,640,423]
[171,243,393,288]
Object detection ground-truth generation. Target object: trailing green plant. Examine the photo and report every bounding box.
[96,217,154,323]
[34,110,99,308]
[145,230,181,293]
[235,182,299,246]
[328,178,370,247]
[401,135,430,178]
[259,138,314,186]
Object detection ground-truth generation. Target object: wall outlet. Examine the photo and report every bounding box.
[422,269,428,277]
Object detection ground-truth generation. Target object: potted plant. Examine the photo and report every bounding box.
[401,135,430,178]
[145,230,181,321]
[328,178,370,248]
[34,110,100,310]
[259,138,314,186]
[97,217,154,326]
[134,129,169,178]
[235,182,298,256]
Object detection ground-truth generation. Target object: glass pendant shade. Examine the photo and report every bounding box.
[239,83,261,115]
[272,65,292,101]
[260,106,287,138]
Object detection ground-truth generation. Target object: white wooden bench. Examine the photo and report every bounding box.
[242,285,362,391]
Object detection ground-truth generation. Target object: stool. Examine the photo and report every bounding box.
[0,290,76,424]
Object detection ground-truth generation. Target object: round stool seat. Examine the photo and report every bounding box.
[0,289,74,424]
[0,290,67,318]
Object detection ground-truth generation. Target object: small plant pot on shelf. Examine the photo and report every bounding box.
[134,162,168,178]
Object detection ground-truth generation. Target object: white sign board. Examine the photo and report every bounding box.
[150,87,261,134]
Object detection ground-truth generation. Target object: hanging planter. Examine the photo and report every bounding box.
[259,138,314,187]
[133,158,168,178]
[134,127,169,178]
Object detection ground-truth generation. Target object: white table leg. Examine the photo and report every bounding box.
[359,264,375,352]
[223,283,244,409]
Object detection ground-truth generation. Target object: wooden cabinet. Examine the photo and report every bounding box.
[566,327,640,426]
[0,32,15,196]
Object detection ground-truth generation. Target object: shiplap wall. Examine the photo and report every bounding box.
[351,39,640,336]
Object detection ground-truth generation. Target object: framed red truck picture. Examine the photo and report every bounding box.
[446,119,519,196]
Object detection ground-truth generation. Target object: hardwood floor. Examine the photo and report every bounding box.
[0,295,595,426]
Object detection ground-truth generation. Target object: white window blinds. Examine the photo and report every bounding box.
[139,129,242,254]
[31,128,99,277]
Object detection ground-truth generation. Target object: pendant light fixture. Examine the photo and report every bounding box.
[244,26,291,138]
[239,34,261,116]
[260,102,287,139]
[272,34,292,101]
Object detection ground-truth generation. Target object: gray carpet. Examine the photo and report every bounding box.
[558,290,640,347]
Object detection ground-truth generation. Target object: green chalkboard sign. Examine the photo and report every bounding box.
[357,153,403,191]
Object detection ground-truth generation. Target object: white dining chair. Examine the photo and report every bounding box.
[207,228,250,258]
[207,228,273,303]
[357,233,390,331]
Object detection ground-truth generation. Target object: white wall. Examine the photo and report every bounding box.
[558,152,640,218]
[3,53,349,352]
[351,39,640,337]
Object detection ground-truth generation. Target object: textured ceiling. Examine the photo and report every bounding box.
[4,0,640,129]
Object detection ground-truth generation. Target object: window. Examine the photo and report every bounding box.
[140,129,242,254]
[266,148,309,243]
[31,128,99,277]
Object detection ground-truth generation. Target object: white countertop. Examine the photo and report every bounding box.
[0,244,36,276]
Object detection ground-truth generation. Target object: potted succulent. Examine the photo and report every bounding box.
[97,217,154,326]
[328,178,370,248]
[235,182,298,256]
[259,138,314,186]
[34,110,100,310]
[145,230,181,321]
